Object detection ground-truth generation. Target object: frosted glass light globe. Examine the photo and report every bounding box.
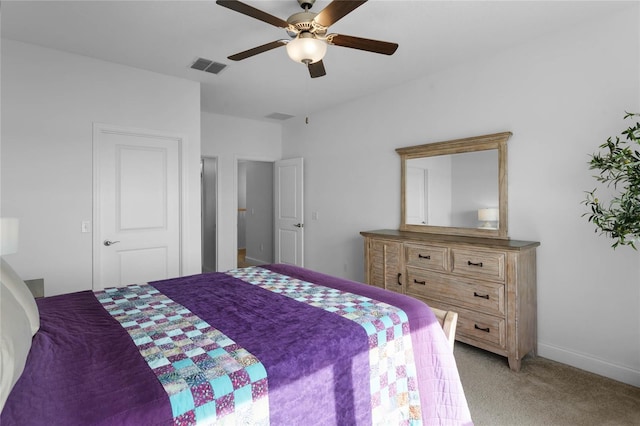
[286,34,327,64]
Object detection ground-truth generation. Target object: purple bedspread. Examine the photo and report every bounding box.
[1,265,472,425]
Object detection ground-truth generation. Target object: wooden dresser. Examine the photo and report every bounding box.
[361,229,539,371]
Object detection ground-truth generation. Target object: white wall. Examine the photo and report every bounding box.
[0,40,202,296]
[237,160,274,261]
[201,112,281,271]
[201,157,217,273]
[246,161,274,264]
[282,6,640,386]
[237,161,247,249]
[451,150,498,228]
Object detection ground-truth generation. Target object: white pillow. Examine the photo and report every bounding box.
[0,258,39,335]
[0,282,32,411]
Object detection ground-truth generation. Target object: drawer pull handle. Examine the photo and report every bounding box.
[413,279,426,285]
[418,254,431,259]
[467,261,484,267]
[474,324,491,333]
[473,292,490,299]
[397,273,402,286]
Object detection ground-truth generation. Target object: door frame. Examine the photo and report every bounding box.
[92,122,186,289]
[201,156,219,273]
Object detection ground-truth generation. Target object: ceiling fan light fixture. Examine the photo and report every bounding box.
[217,0,398,78]
[286,32,327,64]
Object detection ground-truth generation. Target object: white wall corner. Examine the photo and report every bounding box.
[538,341,640,387]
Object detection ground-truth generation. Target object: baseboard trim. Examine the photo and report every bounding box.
[538,342,639,387]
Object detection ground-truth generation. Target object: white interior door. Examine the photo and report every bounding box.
[274,157,303,266]
[406,166,428,224]
[94,124,181,289]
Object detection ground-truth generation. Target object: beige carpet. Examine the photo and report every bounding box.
[454,343,640,425]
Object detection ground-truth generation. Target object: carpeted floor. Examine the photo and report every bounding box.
[454,343,640,425]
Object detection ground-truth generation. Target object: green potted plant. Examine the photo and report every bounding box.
[583,112,640,249]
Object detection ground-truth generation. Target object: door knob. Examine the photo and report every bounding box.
[294,223,303,228]
[103,240,120,246]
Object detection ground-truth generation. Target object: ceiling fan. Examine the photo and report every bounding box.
[216,0,399,78]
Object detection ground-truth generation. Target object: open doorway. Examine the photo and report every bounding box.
[201,157,217,272]
[237,160,274,267]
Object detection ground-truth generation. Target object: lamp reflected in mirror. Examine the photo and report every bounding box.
[478,208,499,229]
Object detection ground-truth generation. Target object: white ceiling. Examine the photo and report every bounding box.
[2,1,633,122]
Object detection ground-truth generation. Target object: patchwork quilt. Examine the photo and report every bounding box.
[96,284,269,425]
[1,264,472,425]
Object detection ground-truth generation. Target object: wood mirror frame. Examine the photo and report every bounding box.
[397,132,511,239]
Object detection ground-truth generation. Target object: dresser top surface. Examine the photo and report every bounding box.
[360,229,540,250]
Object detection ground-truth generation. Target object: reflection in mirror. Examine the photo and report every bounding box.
[405,150,499,228]
[398,132,511,239]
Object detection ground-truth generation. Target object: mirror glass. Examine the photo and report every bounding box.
[405,150,498,228]
[398,132,510,239]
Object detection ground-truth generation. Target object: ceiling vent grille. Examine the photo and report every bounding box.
[190,57,227,75]
[266,112,295,120]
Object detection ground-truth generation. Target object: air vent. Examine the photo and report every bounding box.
[265,112,295,120]
[190,57,227,75]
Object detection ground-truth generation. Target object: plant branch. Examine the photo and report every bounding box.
[583,112,640,249]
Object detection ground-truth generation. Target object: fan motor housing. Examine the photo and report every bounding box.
[287,11,326,36]
[288,11,315,27]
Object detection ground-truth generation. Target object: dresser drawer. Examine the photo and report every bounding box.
[457,308,506,349]
[405,243,448,272]
[422,298,506,349]
[451,248,505,282]
[406,267,505,316]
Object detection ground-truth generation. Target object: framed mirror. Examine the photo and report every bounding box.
[397,132,511,239]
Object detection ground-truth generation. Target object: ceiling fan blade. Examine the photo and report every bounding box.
[308,60,327,78]
[216,0,290,29]
[327,34,398,55]
[228,40,287,61]
[314,0,367,28]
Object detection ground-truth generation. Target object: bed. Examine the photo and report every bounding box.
[1,260,472,425]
